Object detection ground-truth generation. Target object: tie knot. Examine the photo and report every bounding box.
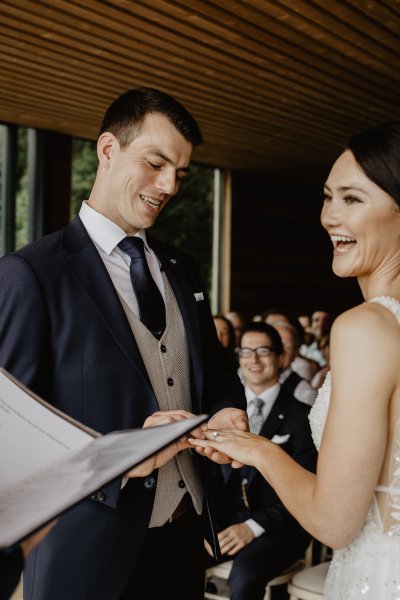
[254,398,264,414]
[118,236,145,260]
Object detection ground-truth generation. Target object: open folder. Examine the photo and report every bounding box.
[0,368,207,549]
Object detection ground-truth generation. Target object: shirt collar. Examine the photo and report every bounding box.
[79,201,150,255]
[245,382,281,407]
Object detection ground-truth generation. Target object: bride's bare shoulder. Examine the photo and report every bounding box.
[332,300,400,349]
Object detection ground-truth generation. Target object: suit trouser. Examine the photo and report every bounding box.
[121,505,205,600]
[225,527,310,600]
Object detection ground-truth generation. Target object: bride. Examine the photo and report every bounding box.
[190,122,400,599]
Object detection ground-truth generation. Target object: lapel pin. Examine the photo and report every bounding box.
[170,258,177,264]
[278,414,284,419]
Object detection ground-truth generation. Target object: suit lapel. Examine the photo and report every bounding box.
[61,218,151,388]
[259,388,291,439]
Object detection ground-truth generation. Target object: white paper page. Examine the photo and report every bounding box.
[0,414,207,548]
[0,371,94,488]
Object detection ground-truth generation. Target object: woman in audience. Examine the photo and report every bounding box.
[311,334,330,389]
[192,122,400,599]
[213,315,238,368]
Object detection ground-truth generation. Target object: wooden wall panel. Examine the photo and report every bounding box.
[230,170,363,320]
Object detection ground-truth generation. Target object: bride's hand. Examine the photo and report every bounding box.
[189,429,269,468]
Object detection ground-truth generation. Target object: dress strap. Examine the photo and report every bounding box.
[369,296,400,324]
[376,484,400,494]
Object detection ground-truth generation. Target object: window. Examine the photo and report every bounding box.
[0,124,40,255]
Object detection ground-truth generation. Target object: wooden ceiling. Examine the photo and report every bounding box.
[0,0,399,179]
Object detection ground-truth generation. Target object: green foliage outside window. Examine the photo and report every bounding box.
[0,125,3,253]
[150,164,214,288]
[15,128,29,249]
[70,138,97,218]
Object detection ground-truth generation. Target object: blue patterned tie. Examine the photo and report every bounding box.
[249,398,265,434]
[118,236,165,339]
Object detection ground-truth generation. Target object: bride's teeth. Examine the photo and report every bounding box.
[330,235,355,244]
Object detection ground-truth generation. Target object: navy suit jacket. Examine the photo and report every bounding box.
[219,387,317,535]
[0,217,246,599]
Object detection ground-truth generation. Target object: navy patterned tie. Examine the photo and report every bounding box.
[118,236,165,339]
[249,398,265,434]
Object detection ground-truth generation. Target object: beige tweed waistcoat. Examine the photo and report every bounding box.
[119,272,204,527]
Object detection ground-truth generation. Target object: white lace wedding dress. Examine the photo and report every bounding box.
[309,296,400,599]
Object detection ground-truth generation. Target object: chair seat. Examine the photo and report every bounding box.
[287,561,330,599]
[205,558,305,599]
[207,560,233,579]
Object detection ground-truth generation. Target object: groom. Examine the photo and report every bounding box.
[0,87,247,600]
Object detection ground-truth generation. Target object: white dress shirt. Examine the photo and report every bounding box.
[243,382,281,538]
[291,355,314,382]
[79,201,165,317]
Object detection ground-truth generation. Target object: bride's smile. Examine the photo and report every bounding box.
[321,150,400,290]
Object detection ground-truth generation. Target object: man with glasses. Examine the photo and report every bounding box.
[207,322,317,600]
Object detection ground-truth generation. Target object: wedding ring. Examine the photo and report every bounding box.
[212,431,219,439]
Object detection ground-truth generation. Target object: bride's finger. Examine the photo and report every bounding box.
[188,437,218,448]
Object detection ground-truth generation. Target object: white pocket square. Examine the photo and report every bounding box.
[194,292,204,302]
[271,434,290,444]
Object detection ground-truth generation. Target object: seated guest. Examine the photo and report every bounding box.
[311,334,330,390]
[273,321,317,406]
[225,310,246,349]
[263,308,314,382]
[300,310,331,367]
[298,314,315,348]
[207,322,317,600]
[213,315,239,368]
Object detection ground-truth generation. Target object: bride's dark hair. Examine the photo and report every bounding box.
[345,122,400,206]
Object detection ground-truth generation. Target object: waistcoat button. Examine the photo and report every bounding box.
[167,377,174,386]
[144,477,156,489]
[160,344,167,353]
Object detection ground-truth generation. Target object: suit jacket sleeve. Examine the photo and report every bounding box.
[0,254,49,395]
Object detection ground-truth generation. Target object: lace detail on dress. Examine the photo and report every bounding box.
[309,371,331,451]
[370,296,400,323]
[376,420,400,537]
[370,297,400,537]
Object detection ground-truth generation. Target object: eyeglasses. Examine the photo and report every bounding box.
[237,346,275,358]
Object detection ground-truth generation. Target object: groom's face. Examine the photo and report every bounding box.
[93,113,192,235]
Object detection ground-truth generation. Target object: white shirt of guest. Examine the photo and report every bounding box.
[279,368,317,407]
[243,382,281,538]
[79,201,165,316]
